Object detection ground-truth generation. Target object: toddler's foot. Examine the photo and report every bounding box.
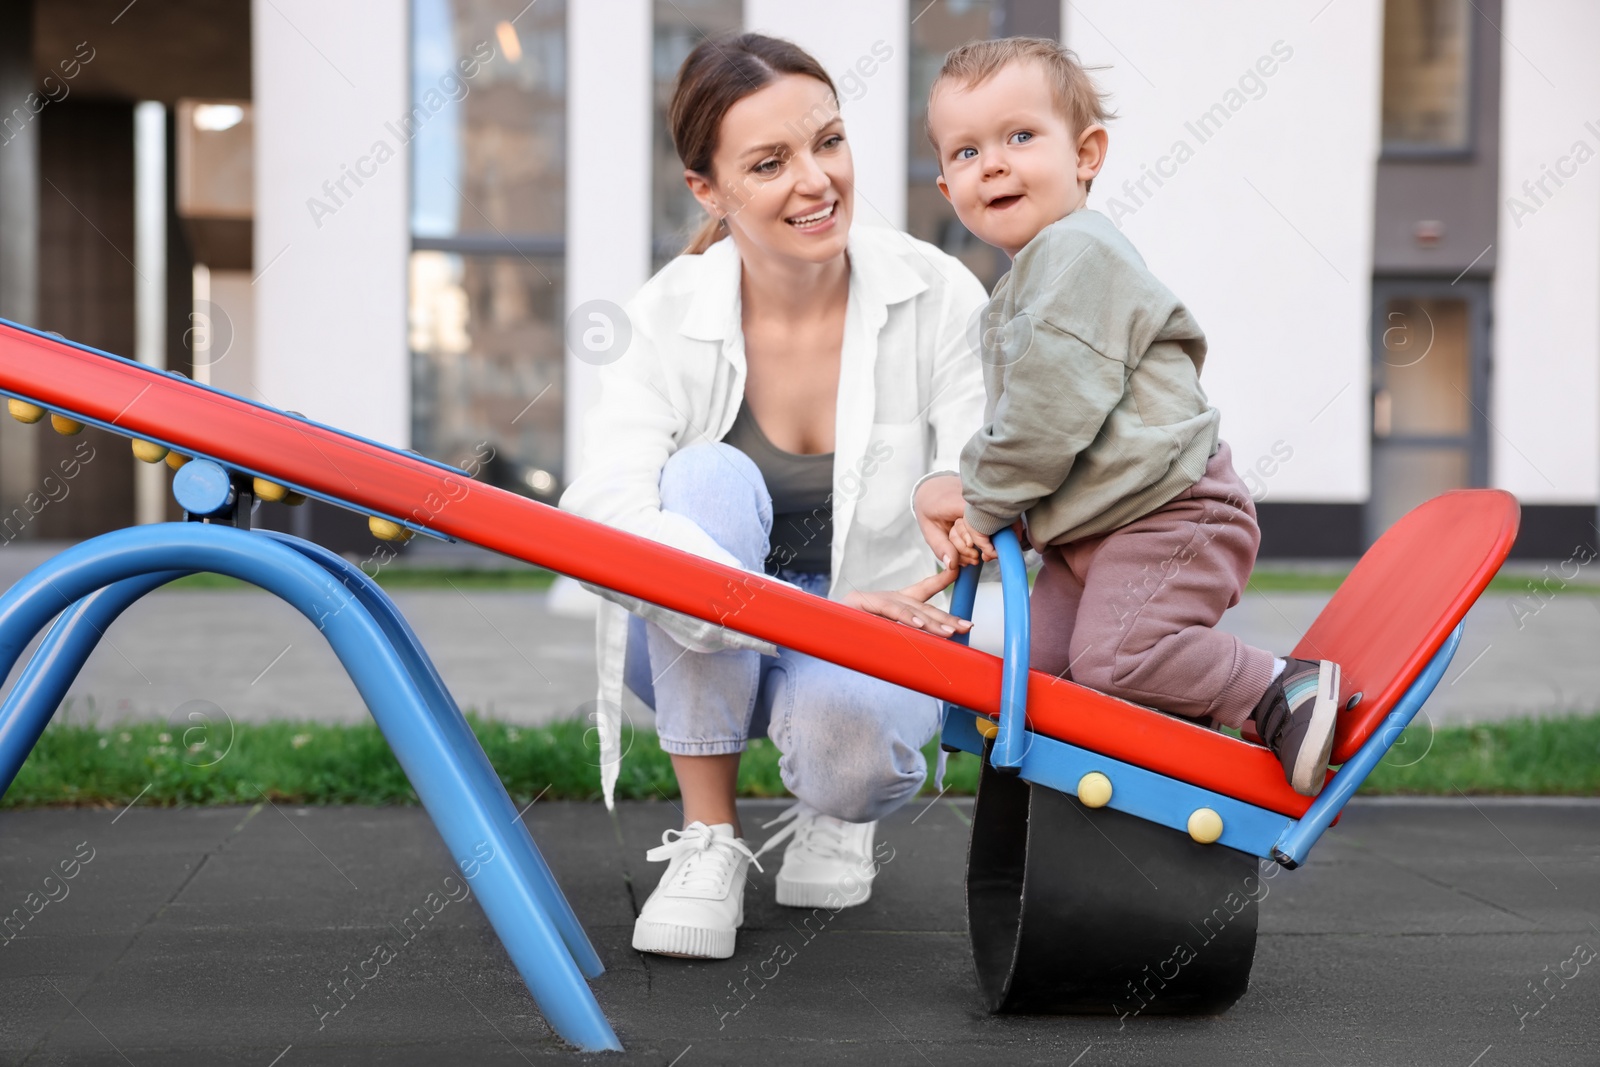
[1250,658,1341,796]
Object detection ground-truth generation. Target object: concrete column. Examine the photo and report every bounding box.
[743,0,910,231]
[0,0,39,521]
[252,0,409,445]
[134,101,167,524]
[564,0,652,481]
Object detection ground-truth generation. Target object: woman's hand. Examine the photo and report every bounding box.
[913,474,967,568]
[843,566,974,636]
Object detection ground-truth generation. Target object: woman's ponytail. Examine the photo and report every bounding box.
[683,215,725,256]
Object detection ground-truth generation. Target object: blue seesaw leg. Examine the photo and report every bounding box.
[260,531,604,980]
[0,525,620,1052]
[0,548,606,982]
[0,571,187,794]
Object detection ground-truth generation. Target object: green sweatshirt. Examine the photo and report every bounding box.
[961,208,1220,547]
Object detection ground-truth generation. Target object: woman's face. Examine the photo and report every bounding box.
[688,74,855,266]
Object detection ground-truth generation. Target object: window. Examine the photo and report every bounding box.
[651,0,742,270]
[1381,0,1473,154]
[1368,282,1490,544]
[906,0,1003,288]
[409,0,567,497]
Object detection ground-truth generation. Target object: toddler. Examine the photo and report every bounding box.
[919,37,1344,795]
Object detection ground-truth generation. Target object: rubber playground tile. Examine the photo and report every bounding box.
[2,800,1598,1065]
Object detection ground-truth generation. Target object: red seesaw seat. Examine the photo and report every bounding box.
[1297,489,1520,763]
[1016,489,1519,816]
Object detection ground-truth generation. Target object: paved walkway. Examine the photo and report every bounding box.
[0,549,1591,729]
[2,797,1597,1064]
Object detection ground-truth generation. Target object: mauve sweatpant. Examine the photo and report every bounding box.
[1028,439,1278,729]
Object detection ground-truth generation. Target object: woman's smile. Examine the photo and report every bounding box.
[785,201,837,231]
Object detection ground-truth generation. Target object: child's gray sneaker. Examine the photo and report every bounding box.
[1250,658,1342,796]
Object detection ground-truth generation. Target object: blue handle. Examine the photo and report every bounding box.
[944,529,1031,772]
[949,563,979,646]
[991,527,1031,772]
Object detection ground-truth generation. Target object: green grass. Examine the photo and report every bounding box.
[1360,716,1600,794]
[1246,569,1600,595]
[154,566,1593,597]
[3,713,1594,810]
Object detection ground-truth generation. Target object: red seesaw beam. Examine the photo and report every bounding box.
[0,320,1317,818]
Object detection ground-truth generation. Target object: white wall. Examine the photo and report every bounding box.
[564,0,652,480]
[1066,0,1383,503]
[744,0,910,231]
[1494,0,1600,504]
[206,269,258,402]
[253,0,409,445]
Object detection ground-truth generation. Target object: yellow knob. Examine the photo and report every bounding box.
[50,414,84,435]
[973,717,999,740]
[369,516,413,543]
[166,452,191,470]
[1077,771,1113,809]
[253,477,290,502]
[283,490,307,506]
[131,439,169,463]
[7,399,45,423]
[1187,807,1224,845]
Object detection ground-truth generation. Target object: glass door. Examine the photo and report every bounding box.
[1367,278,1491,545]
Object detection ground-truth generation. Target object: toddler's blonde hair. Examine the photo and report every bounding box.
[928,36,1115,188]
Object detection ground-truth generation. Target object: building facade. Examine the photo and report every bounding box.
[0,0,1593,557]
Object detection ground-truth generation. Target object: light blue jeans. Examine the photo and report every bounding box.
[623,443,940,823]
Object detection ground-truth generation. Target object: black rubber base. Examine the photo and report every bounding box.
[966,757,1261,1016]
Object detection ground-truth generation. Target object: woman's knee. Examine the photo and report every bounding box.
[781,692,933,822]
[658,443,772,569]
[660,443,768,519]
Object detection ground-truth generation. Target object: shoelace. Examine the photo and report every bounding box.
[647,823,763,893]
[751,802,846,864]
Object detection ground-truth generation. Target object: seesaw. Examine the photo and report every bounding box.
[943,487,1516,1014]
[0,317,1518,1047]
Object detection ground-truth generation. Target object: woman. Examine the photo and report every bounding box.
[560,33,986,960]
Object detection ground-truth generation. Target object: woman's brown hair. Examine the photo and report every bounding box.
[669,33,839,255]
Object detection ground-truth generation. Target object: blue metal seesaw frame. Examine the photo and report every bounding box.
[0,517,622,1052]
[941,527,1463,869]
[0,485,1459,1052]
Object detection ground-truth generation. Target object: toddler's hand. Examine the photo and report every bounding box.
[949,517,997,566]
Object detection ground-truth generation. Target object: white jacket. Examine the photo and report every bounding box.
[559,225,989,807]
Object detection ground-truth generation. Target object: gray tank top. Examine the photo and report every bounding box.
[722,402,833,575]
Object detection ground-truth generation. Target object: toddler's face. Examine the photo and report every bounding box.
[929,60,1105,259]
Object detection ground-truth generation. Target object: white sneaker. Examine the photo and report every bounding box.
[754,803,879,909]
[632,821,762,959]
